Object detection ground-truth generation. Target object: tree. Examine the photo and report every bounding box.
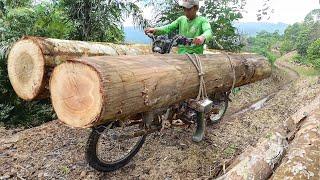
[59,0,148,42]
[280,23,303,53]
[32,3,75,39]
[246,31,282,64]
[304,9,320,25]
[307,38,320,68]
[200,0,245,51]
[145,0,182,26]
[296,17,320,56]
[281,9,320,56]
[0,1,75,127]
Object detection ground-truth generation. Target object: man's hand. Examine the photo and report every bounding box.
[193,36,205,45]
[144,28,156,34]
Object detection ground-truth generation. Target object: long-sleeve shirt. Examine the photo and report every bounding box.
[155,15,213,54]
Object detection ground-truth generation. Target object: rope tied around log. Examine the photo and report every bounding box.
[186,53,208,100]
[186,52,236,100]
[213,38,237,93]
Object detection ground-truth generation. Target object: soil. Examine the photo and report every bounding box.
[1,53,320,180]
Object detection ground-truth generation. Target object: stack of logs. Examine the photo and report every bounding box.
[8,36,272,128]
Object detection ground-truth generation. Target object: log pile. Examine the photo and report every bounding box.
[7,37,272,128]
[49,53,271,128]
[7,36,151,100]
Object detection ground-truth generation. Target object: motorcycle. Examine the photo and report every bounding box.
[85,33,230,172]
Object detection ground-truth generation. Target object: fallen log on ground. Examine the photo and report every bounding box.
[7,36,151,100]
[216,128,288,180]
[272,109,320,180]
[215,91,320,180]
[50,53,271,128]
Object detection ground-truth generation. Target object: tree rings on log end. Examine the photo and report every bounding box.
[50,62,103,128]
[8,39,45,100]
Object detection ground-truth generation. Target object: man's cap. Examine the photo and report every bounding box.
[179,0,199,9]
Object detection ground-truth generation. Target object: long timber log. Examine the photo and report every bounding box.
[7,36,151,100]
[272,109,320,180]
[50,53,272,128]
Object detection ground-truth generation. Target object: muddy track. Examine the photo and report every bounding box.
[1,59,320,179]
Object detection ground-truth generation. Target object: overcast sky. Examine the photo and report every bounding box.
[124,0,320,26]
[241,0,320,24]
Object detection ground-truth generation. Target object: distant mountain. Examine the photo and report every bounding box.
[234,22,289,36]
[124,22,289,43]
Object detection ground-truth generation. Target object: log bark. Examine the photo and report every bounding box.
[7,36,151,100]
[216,129,288,180]
[215,93,320,180]
[272,109,320,180]
[50,53,272,128]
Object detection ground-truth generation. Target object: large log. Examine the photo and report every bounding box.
[50,53,271,128]
[216,129,288,180]
[7,36,151,100]
[216,93,320,180]
[272,109,320,180]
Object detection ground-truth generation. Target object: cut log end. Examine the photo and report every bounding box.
[8,39,45,100]
[50,62,103,128]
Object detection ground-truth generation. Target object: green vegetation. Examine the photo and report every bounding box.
[244,31,282,64]
[246,8,320,68]
[0,1,71,127]
[307,39,320,68]
[223,144,237,156]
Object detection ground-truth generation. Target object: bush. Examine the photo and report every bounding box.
[0,43,57,128]
[245,31,281,65]
[307,39,320,68]
[0,3,71,128]
[280,40,295,55]
[293,54,310,65]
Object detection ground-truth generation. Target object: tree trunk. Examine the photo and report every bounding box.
[216,128,288,180]
[216,95,320,180]
[272,109,320,180]
[7,36,151,100]
[50,53,272,128]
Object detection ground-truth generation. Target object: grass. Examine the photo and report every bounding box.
[291,66,320,76]
[60,165,70,175]
[223,144,237,156]
[265,132,273,140]
[278,51,320,77]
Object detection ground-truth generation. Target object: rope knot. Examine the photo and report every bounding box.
[186,53,208,101]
